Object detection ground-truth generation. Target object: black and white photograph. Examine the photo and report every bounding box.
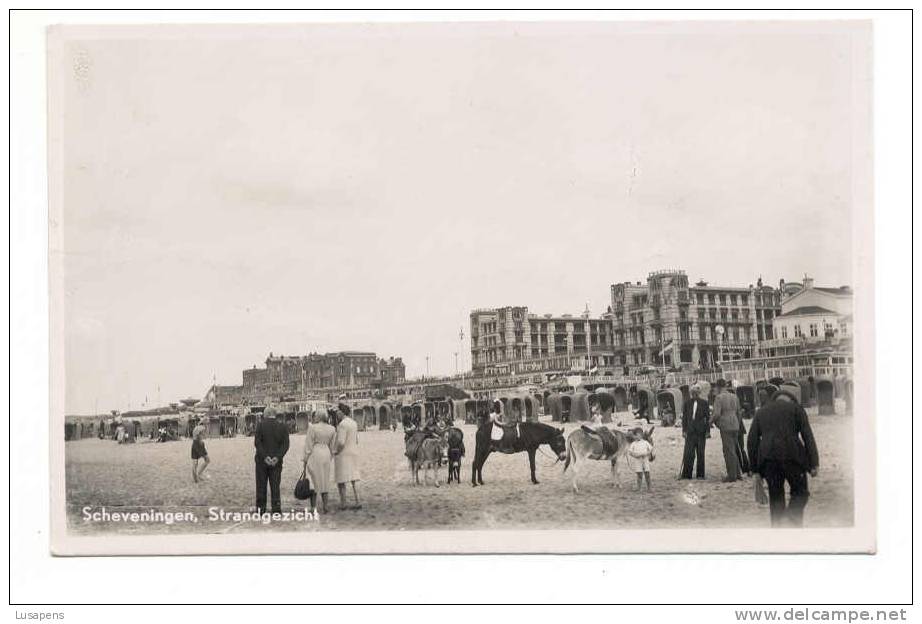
[45,19,877,556]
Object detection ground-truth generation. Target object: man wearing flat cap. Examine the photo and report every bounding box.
[680,384,710,479]
[254,406,290,514]
[747,388,819,527]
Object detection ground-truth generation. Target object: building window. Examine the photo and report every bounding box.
[809,323,819,337]
[794,325,802,338]
[781,326,788,339]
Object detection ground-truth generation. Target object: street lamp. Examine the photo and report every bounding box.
[716,324,725,369]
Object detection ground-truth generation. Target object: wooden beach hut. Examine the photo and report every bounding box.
[816,376,836,415]
[592,389,616,423]
[612,386,630,413]
[570,390,592,422]
[633,385,657,421]
[656,388,683,427]
[735,384,756,419]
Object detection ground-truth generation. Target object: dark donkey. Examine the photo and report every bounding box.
[471,418,567,486]
[446,427,465,484]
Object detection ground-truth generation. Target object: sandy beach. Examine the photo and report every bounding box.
[65,413,853,535]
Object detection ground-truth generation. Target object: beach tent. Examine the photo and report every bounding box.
[679,384,691,405]
[426,400,453,425]
[497,394,537,423]
[570,390,592,422]
[656,388,683,427]
[592,389,616,423]
[545,393,561,422]
[800,377,818,408]
[633,385,657,420]
[546,392,574,422]
[558,393,573,422]
[451,399,475,425]
[220,414,238,437]
[200,416,222,438]
[735,385,756,419]
[612,386,630,413]
[157,418,181,440]
[816,376,836,415]
[374,402,394,430]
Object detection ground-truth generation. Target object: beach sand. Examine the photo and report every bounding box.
[65,413,853,535]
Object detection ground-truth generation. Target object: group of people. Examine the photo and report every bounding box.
[680,379,820,527]
[189,400,363,516]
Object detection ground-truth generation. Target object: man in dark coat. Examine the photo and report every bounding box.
[680,384,711,479]
[747,390,819,527]
[254,406,290,514]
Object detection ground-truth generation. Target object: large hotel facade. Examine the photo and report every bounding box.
[471,269,784,377]
[201,269,850,407]
[230,352,406,404]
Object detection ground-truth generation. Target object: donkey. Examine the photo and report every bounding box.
[564,426,655,493]
[412,435,446,487]
[445,427,465,484]
[471,419,567,486]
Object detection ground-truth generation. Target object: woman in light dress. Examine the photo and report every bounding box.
[302,410,336,514]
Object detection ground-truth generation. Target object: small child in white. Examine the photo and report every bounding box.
[627,427,654,491]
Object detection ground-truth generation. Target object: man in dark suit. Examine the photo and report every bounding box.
[680,384,710,479]
[254,406,290,514]
[747,389,819,527]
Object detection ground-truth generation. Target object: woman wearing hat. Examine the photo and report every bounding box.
[333,404,361,510]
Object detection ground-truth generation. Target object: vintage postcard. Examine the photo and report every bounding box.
[48,20,874,555]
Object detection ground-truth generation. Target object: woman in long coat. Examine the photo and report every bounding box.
[302,410,335,514]
[334,405,361,510]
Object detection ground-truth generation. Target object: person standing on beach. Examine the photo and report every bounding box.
[710,379,741,482]
[302,410,335,515]
[747,389,819,527]
[254,406,289,515]
[333,404,361,510]
[680,385,710,479]
[191,422,210,483]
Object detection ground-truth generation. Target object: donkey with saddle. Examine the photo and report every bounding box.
[564,423,656,493]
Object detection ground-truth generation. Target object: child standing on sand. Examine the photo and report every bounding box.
[627,427,654,492]
[191,423,210,483]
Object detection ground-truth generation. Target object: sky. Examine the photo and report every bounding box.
[54,22,864,414]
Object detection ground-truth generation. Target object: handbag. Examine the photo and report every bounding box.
[294,467,313,500]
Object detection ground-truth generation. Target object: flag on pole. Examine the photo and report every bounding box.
[658,339,674,358]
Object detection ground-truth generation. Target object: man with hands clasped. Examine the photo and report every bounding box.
[254,406,290,515]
